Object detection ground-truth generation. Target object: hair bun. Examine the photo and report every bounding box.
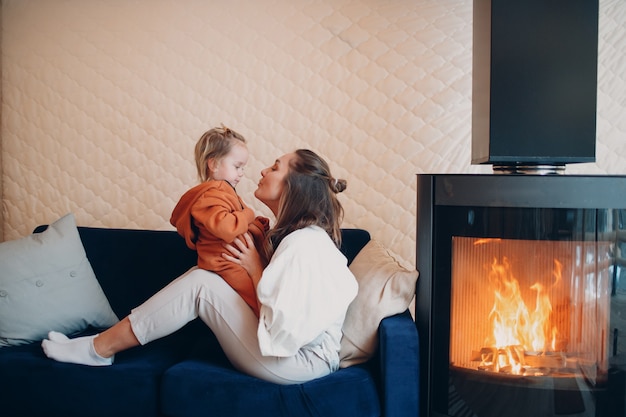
[330,178,347,194]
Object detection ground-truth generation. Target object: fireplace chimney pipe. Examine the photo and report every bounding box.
[471,0,599,174]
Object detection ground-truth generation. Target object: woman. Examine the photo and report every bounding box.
[42,149,358,384]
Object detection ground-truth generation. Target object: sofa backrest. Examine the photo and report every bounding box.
[76,227,198,318]
[62,226,370,319]
[338,228,371,265]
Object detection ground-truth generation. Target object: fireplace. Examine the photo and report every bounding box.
[415,175,626,417]
[414,2,626,414]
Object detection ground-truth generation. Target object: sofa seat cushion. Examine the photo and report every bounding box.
[0,325,204,417]
[161,350,381,417]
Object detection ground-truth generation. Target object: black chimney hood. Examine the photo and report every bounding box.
[472,0,599,173]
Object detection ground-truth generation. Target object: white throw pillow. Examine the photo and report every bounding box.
[0,213,119,347]
[339,239,419,367]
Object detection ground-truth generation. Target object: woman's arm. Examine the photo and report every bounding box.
[253,228,358,357]
[222,233,264,288]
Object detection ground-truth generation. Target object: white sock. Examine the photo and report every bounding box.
[47,331,70,343]
[41,334,114,366]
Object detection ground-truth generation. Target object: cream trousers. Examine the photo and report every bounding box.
[128,266,331,384]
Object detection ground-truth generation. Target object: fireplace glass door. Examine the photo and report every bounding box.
[432,206,622,417]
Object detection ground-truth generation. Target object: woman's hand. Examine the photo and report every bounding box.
[222,233,264,287]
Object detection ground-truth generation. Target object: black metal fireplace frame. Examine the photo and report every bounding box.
[415,174,626,417]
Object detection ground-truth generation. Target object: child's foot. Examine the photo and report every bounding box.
[42,334,114,366]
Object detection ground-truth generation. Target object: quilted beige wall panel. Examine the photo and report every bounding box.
[2,0,625,268]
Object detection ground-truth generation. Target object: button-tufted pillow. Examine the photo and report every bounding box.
[0,213,119,347]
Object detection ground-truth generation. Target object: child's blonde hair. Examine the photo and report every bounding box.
[194,125,246,182]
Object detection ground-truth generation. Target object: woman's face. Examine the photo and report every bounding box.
[254,152,295,215]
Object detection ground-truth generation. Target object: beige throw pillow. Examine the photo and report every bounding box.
[339,239,419,367]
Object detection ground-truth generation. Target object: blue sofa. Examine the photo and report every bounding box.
[0,226,419,417]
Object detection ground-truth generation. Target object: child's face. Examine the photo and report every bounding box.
[211,143,248,188]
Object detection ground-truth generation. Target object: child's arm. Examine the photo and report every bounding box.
[196,205,255,242]
[192,189,256,243]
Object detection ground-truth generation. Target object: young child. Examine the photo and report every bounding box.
[170,125,269,317]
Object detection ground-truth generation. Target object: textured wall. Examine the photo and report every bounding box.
[1,0,625,268]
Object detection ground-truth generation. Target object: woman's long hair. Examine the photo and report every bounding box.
[262,149,346,260]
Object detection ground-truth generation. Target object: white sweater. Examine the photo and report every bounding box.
[256,226,358,369]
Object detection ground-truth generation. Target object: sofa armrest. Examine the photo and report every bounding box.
[378,310,419,417]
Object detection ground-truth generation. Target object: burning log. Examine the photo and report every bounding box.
[472,346,566,375]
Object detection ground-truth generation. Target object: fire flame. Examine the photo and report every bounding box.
[482,257,561,374]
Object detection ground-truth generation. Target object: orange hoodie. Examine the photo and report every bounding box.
[170,180,269,316]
